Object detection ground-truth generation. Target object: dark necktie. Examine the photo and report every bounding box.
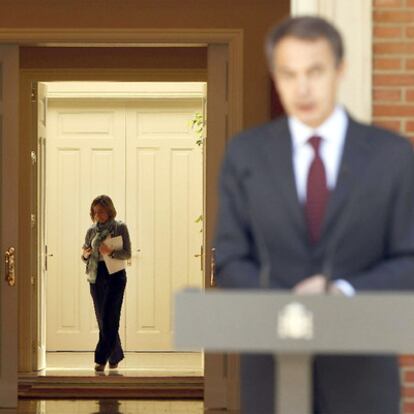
[305,136,329,244]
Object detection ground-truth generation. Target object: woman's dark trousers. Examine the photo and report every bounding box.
[90,261,126,365]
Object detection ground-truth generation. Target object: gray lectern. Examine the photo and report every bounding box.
[175,289,414,414]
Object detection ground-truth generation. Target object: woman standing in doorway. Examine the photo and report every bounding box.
[81,195,131,372]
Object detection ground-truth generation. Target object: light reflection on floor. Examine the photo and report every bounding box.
[41,352,203,377]
[16,399,204,414]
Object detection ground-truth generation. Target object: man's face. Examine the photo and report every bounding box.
[272,36,344,128]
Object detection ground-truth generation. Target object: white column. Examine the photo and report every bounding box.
[291,0,372,123]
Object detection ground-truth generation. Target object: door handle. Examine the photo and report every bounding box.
[5,246,16,287]
[45,253,53,271]
[194,245,203,271]
[127,249,141,266]
[44,245,53,271]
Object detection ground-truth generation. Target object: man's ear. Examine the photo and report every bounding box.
[336,60,346,79]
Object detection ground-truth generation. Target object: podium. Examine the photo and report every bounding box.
[174,289,414,414]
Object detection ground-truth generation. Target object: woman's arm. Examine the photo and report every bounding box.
[111,222,132,260]
[81,228,94,262]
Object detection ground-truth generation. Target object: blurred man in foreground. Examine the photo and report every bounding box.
[215,16,414,414]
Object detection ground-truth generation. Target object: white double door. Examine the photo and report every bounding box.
[46,98,203,352]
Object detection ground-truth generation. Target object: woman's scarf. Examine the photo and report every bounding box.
[87,220,115,283]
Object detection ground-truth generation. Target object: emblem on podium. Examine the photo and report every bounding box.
[278,302,313,340]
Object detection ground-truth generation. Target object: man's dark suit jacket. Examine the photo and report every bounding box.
[214,115,414,414]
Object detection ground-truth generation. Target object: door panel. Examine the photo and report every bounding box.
[125,100,203,351]
[0,45,19,408]
[46,101,126,350]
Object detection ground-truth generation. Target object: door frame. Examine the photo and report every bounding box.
[0,45,19,408]
[20,69,212,371]
[10,28,242,408]
[43,81,206,353]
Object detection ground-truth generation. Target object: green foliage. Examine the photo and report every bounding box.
[191,112,205,146]
[191,112,205,234]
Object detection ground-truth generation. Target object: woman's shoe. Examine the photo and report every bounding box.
[109,362,118,369]
[94,363,106,372]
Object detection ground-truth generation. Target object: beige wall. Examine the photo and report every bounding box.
[3,0,290,127]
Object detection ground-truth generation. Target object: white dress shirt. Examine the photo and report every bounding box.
[288,105,348,203]
[288,105,355,296]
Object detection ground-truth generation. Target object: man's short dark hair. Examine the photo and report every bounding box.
[265,16,344,70]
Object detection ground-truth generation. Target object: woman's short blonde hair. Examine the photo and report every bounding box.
[89,195,117,221]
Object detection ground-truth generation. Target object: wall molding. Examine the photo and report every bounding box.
[46,81,207,99]
[291,0,372,122]
[0,28,240,45]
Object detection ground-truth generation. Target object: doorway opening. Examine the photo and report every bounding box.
[37,81,206,377]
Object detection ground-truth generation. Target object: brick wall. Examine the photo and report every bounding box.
[402,356,414,414]
[373,2,414,412]
[373,0,414,143]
